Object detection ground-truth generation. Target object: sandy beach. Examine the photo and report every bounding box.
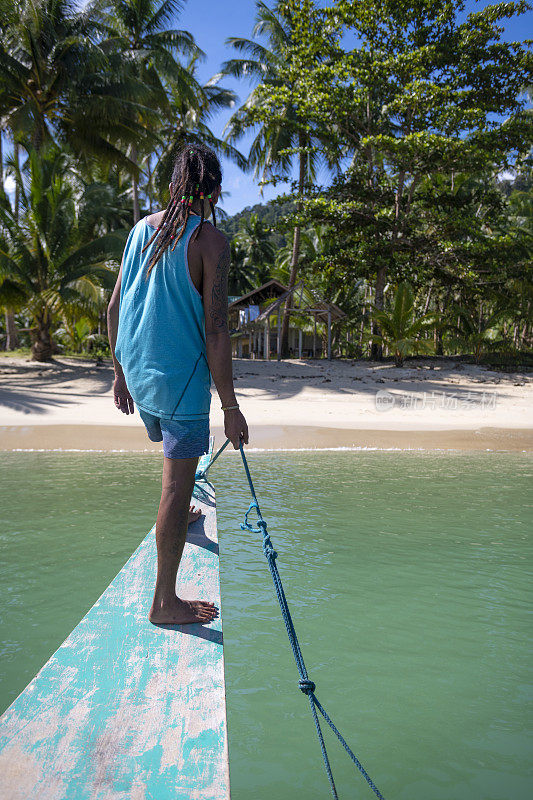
[0,354,531,452]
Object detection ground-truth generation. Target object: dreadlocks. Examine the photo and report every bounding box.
[142,143,222,276]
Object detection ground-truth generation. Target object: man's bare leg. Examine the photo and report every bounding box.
[149,455,219,625]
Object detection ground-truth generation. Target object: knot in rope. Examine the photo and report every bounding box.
[299,679,316,695]
[240,500,263,533]
[262,536,277,560]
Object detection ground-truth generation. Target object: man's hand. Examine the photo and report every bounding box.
[114,374,134,414]
[224,408,249,449]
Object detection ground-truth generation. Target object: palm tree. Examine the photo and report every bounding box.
[54,313,97,354]
[0,145,124,360]
[0,0,148,172]
[234,213,275,285]
[99,0,206,221]
[446,300,508,363]
[228,238,257,297]
[150,52,247,208]
[274,222,364,356]
[220,1,335,357]
[368,282,437,367]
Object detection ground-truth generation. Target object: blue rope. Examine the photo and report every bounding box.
[197,439,387,800]
[195,437,231,481]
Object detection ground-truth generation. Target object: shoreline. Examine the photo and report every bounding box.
[0,354,531,453]
[1,424,531,452]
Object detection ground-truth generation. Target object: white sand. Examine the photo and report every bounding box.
[0,354,531,451]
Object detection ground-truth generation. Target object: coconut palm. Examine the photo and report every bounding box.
[274,222,364,355]
[0,275,26,350]
[220,1,335,356]
[368,282,437,367]
[233,213,275,284]
[150,53,247,208]
[0,0,150,174]
[446,300,508,363]
[99,0,206,221]
[76,176,134,240]
[54,314,95,353]
[228,238,257,297]
[0,145,124,361]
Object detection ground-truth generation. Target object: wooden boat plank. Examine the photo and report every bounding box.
[0,462,229,800]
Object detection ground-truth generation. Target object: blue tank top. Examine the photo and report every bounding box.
[115,214,211,420]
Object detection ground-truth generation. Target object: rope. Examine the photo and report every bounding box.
[195,436,231,481]
[196,439,387,800]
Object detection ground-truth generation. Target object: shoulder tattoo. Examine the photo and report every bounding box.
[210,241,230,331]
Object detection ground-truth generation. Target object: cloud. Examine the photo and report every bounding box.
[4,175,15,194]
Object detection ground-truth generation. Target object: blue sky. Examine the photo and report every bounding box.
[178,0,275,215]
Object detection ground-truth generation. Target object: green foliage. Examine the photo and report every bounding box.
[234,214,275,281]
[54,316,94,354]
[0,0,530,364]
[0,144,125,360]
[248,0,532,355]
[446,301,509,363]
[368,282,437,366]
[219,198,295,247]
[0,0,157,167]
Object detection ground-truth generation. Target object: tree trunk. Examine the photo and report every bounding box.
[131,144,140,223]
[14,141,20,220]
[147,155,153,213]
[370,266,387,360]
[280,133,306,358]
[520,319,529,349]
[2,132,20,351]
[6,132,20,350]
[321,325,327,358]
[30,310,53,362]
[435,298,443,356]
[423,284,433,314]
[32,115,45,151]
[5,309,19,350]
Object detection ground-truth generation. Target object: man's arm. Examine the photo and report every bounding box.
[107,261,134,415]
[202,228,249,448]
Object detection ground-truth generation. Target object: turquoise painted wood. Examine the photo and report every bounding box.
[0,449,230,800]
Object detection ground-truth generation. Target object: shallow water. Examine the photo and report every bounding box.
[0,450,531,799]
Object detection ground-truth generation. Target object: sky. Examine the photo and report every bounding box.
[178,0,278,215]
[5,1,532,216]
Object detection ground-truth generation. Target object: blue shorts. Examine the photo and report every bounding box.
[138,408,210,459]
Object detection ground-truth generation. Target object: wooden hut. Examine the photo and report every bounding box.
[229,280,345,359]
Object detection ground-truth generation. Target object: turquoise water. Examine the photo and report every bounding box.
[0,450,531,799]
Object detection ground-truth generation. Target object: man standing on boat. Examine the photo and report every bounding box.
[107,144,248,625]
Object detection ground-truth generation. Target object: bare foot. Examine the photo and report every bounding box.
[149,596,219,625]
[188,505,202,525]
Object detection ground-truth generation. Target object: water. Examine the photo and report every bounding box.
[0,450,531,799]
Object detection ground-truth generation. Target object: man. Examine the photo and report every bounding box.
[107,144,248,625]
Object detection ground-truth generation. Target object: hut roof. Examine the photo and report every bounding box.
[228,279,288,310]
[229,279,345,324]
